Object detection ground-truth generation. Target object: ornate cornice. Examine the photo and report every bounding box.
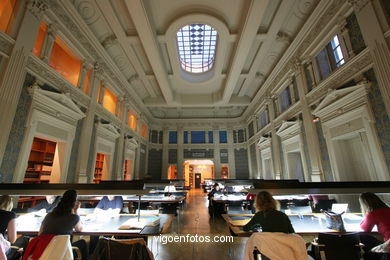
[347,0,371,12]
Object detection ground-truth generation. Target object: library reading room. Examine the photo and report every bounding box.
[1,0,390,259]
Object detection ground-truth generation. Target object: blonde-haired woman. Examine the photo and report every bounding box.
[0,195,16,244]
[243,191,294,233]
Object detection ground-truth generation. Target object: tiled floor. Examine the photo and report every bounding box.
[148,189,248,260]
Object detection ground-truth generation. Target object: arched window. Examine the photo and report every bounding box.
[176,24,218,73]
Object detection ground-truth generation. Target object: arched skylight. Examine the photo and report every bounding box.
[176,24,218,73]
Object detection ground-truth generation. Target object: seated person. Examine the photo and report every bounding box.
[359,192,390,260]
[94,196,123,216]
[0,195,16,244]
[29,195,60,213]
[37,190,87,260]
[208,184,225,216]
[243,191,295,233]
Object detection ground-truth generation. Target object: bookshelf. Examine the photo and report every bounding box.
[123,160,129,180]
[94,153,104,183]
[221,165,229,179]
[189,166,194,188]
[24,137,56,184]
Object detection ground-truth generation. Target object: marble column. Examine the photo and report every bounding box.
[0,0,48,165]
[268,98,282,179]
[295,60,324,182]
[349,0,390,117]
[75,64,102,183]
[177,127,184,179]
[113,97,127,180]
[227,129,236,179]
[161,128,169,179]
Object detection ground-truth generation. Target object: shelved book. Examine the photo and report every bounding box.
[119,216,160,230]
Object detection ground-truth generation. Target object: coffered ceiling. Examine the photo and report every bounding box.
[71,0,319,119]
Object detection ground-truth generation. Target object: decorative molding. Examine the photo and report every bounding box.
[28,84,85,124]
[95,122,120,140]
[27,0,49,19]
[126,138,138,150]
[0,32,14,56]
[347,0,371,12]
[276,120,302,140]
[257,136,271,149]
[312,82,371,121]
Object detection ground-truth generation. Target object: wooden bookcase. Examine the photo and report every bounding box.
[94,153,104,183]
[24,137,56,184]
[123,160,129,180]
[189,166,194,188]
[221,165,229,179]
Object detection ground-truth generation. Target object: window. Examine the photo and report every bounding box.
[49,36,82,86]
[258,109,269,130]
[315,35,345,81]
[102,87,117,115]
[0,0,18,34]
[208,131,213,143]
[176,24,218,73]
[183,131,188,144]
[279,87,291,112]
[330,35,345,67]
[128,112,137,131]
[32,22,47,57]
[219,131,227,144]
[169,131,177,144]
[191,131,205,144]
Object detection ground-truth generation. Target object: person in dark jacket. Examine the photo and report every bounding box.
[208,183,225,217]
[243,191,295,233]
[29,196,60,213]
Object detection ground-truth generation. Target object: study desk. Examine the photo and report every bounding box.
[212,194,248,203]
[16,213,174,237]
[222,213,371,237]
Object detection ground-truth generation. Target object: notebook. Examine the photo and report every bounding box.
[119,216,160,230]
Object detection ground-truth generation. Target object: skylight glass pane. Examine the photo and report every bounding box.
[176,24,218,73]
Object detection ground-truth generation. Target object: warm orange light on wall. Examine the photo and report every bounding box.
[49,36,82,86]
[0,0,17,34]
[141,123,148,139]
[128,113,137,131]
[32,22,47,57]
[102,87,117,115]
[83,68,92,95]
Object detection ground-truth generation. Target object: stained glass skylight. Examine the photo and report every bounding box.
[176,24,218,73]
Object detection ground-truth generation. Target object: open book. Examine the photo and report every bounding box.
[119,216,160,230]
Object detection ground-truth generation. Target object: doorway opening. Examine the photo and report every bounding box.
[24,137,65,184]
[123,159,133,180]
[93,153,110,183]
[286,151,305,182]
[183,160,214,189]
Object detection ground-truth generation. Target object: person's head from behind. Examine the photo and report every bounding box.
[52,190,77,215]
[255,191,279,212]
[0,195,13,211]
[359,192,388,215]
[213,183,220,191]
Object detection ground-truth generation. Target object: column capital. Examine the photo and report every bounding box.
[27,0,48,19]
[290,56,303,74]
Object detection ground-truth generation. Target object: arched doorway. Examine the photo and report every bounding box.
[183,160,214,189]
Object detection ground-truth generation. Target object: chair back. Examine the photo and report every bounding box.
[317,232,361,260]
[38,235,73,260]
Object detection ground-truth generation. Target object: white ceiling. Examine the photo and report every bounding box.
[71,0,319,119]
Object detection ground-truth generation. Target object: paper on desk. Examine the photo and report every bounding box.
[119,216,160,230]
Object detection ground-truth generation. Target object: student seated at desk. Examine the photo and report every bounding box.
[94,196,123,215]
[243,191,295,233]
[28,195,60,213]
[37,190,87,260]
[0,195,16,244]
[208,184,225,217]
[359,192,390,260]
